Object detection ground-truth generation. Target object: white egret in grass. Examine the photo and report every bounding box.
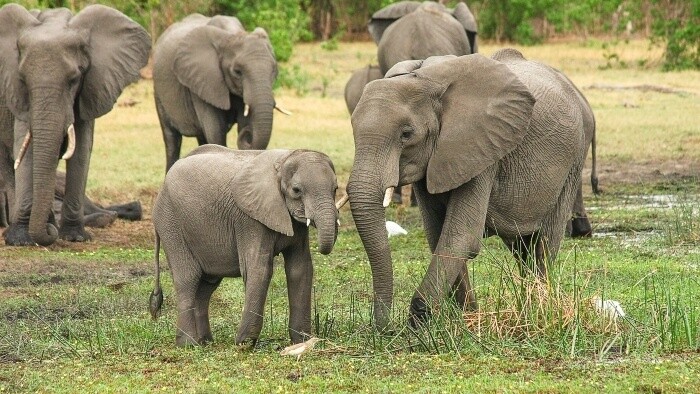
[280,337,322,361]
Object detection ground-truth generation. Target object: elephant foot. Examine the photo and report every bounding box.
[105,201,143,221]
[59,224,92,242]
[3,223,35,246]
[569,216,592,238]
[175,331,201,347]
[408,297,431,328]
[84,211,118,228]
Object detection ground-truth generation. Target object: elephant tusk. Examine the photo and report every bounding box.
[61,124,76,160]
[14,132,32,170]
[383,187,395,208]
[244,104,250,117]
[337,219,341,226]
[306,218,311,227]
[274,105,292,116]
[335,194,349,210]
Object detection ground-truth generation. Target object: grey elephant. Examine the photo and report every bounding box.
[149,145,344,346]
[344,65,383,115]
[154,14,286,172]
[0,4,150,246]
[347,50,592,329]
[370,1,478,75]
[363,1,478,205]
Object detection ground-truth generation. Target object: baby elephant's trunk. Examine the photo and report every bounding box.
[149,234,164,319]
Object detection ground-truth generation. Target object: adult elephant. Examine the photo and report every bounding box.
[0,4,150,246]
[366,1,478,205]
[369,1,478,75]
[347,50,591,329]
[154,14,286,172]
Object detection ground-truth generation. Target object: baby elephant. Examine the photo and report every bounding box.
[149,145,344,346]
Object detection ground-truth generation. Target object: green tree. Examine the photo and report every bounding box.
[651,0,700,70]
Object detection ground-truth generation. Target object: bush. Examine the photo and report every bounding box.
[213,0,312,62]
[650,0,700,71]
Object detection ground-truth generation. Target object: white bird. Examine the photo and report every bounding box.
[385,221,408,237]
[280,337,322,361]
[593,297,626,320]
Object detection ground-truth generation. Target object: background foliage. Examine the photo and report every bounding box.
[1,0,698,68]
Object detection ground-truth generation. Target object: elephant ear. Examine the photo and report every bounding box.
[69,5,151,120]
[368,1,422,44]
[231,150,295,237]
[415,54,536,194]
[0,4,39,120]
[452,2,478,53]
[173,25,234,110]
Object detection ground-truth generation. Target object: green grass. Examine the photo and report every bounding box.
[2,39,700,392]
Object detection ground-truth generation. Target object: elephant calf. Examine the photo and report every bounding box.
[149,145,344,346]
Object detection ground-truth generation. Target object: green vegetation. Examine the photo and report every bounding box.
[3,0,698,70]
[1,40,699,391]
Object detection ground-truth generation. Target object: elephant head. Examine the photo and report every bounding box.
[347,55,535,328]
[173,20,278,150]
[230,149,340,255]
[368,1,478,53]
[0,4,150,246]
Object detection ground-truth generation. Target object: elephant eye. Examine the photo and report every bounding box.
[291,186,302,196]
[232,67,243,78]
[400,127,414,142]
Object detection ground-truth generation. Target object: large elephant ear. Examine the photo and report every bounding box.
[452,2,478,53]
[69,5,150,120]
[231,150,295,236]
[173,25,234,110]
[415,54,536,194]
[0,4,39,119]
[368,1,422,44]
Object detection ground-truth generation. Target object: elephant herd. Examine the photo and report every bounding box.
[0,1,600,346]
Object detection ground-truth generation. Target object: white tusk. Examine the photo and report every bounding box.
[274,105,292,116]
[14,132,32,170]
[383,187,395,208]
[306,218,311,227]
[61,124,75,160]
[244,104,249,117]
[335,194,349,210]
[337,219,341,226]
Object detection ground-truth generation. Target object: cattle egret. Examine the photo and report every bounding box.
[280,337,322,361]
[386,221,408,237]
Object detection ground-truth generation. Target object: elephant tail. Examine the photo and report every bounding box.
[149,232,164,320]
[590,125,600,195]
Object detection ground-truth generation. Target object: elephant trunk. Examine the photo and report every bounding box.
[28,109,65,246]
[240,74,274,150]
[347,166,394,330]
[313,201,338,256]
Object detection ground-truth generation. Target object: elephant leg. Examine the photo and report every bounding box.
[451,264,478,312]
[507,232,546,277]
[4,122,34,246]
[82,195,117,228]
[59,119,93,242]
[392,185,403,204]
[194,275,222,344]
[0,191,7,227]
[282,244,313,344]
[412,179,446,253]
[410,173,495,327]
[568,180,592,237]
[235,249,274,345]
[103,201,143,221]
[193,96,228,147]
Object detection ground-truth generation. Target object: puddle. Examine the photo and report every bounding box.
[588,194,690,211]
